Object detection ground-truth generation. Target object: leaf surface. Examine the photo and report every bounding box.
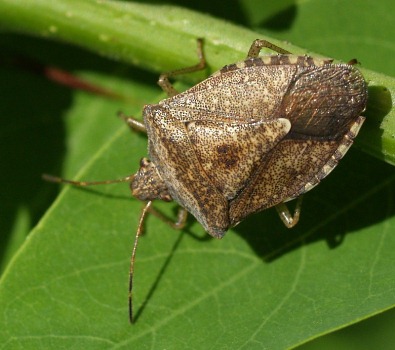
[0,1,395,349]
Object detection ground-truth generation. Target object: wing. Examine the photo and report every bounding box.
[229,64,367,226]
[163,64,297,122]
[282,64,367,139]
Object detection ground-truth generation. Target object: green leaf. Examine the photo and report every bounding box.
[0,1,395,349]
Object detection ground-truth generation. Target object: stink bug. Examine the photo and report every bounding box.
[44,39,367,322]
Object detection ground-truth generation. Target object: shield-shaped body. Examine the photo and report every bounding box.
[135,54,367,238]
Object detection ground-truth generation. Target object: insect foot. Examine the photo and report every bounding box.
[134,38,367,238]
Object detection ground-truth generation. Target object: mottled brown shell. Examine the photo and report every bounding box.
[134,54,367,238]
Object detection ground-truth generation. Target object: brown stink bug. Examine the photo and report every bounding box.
[44,39,367,322]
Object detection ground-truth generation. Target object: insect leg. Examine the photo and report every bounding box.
[158,38,206,97]
[118,111,147,133]
[247,39,291,58]
[148,206,188,230]
[274,196,303,228]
